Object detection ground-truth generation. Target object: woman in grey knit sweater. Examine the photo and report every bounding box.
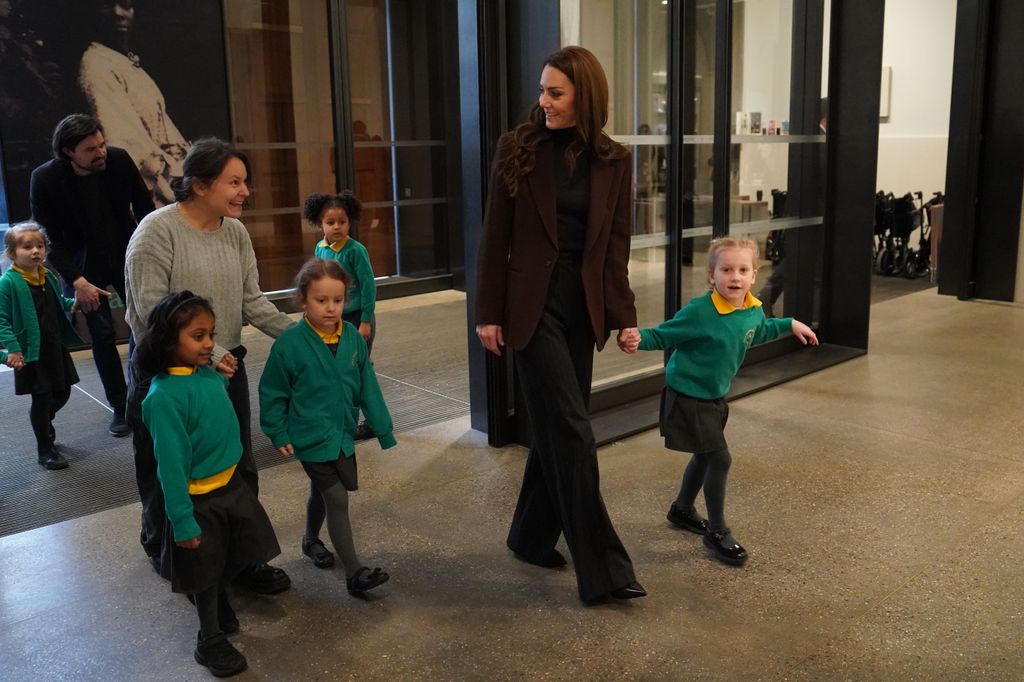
[124,138,295,595]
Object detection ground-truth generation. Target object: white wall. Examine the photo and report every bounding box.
[876,0,957,195]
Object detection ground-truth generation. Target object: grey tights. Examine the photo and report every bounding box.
[306,483,361,579]
[674,447,733,533]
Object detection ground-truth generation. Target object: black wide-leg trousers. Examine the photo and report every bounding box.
[506,257,636,601]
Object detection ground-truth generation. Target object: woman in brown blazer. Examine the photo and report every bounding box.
[475,46,644,603]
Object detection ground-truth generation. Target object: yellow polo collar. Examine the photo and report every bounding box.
[305,315,343,344]
[166,366,198,375]
[711,289,762,314]
[12,264,47,286]
[318,237,349,252]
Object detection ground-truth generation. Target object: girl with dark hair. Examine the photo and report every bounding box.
[0,223,81,470]
[475,46,644,603]
[259,258,395,596]
[303,191,375,349]
[124,137,295,594]
[138,290,280,677]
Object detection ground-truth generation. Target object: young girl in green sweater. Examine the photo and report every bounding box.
[259,258,396,596]
[137,291,281,677]
[302,191,380,565]
[621,237,818,566]
[0,223,81,470]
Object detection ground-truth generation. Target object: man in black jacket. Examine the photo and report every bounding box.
[30,114,154,436]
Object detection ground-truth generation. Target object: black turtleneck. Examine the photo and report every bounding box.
[549,126,590,254]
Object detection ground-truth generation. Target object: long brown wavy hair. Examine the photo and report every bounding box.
[497,45,627,197]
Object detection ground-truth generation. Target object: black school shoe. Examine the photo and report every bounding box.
[302,537,335,569]
[666,503,708,535]
[234,563,291,594]
[703,528,749,566]
[37,447,69,470]
[194,631,247,677]
[346,566,389,596]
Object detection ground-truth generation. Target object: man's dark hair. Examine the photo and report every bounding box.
[52,114,104,161]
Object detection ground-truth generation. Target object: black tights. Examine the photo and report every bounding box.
[194,584,229,640]
[30,388,71,451]
[675,447,733,533]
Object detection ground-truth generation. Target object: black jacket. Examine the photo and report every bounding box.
[29,146,155,283]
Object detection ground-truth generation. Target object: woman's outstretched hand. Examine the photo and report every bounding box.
[617,328,641,354]
[476,324,505,356]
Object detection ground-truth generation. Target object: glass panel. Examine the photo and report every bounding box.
[573,0,670,390]
[348,0,452,279]
[223,0,335,292]
[394,146,446,202]
[395,204,449,278]
[731,0,794,141]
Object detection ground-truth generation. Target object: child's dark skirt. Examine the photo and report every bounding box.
[659,386,730,453]
[160,468,281,594]
[301,450,358,492]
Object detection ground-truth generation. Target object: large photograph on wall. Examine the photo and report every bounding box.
[0,0,231,221]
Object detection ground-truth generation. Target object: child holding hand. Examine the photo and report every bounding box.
[621,237,817,566]
[0,223,81,470]
[137,291,281,677]
[259,258,396,596]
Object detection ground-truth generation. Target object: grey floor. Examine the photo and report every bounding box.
[2,285,1020,680]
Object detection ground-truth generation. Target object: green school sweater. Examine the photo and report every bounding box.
[259,317,396,461]
[0,267,81,365]
[313,238,377,321]
[638,291,793,400]
[142,366,242,542]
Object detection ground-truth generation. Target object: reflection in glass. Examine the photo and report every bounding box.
[223,0,335,292]
[572,0,670,389]
[348,0,452,280]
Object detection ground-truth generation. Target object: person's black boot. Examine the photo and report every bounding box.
[37,447,69,470]
[108,411,131,437]
[194,631,247,677]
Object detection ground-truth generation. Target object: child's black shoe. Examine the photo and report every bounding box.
[301,537,335,569]
[194,631,247,677]
[37,447,68,470]
[703,528,748,566]
[346,566,389,596]
[666,503,708,535]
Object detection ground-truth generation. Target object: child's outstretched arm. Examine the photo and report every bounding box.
[636,304,700,352]
[791,319,819,346]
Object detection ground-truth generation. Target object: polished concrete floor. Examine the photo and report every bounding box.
[2,288,1022,680]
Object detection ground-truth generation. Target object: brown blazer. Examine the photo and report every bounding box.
[475,132,637,351]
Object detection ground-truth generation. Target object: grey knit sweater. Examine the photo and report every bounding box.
[124,204,294,361]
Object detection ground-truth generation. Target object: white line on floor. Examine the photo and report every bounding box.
[73,384,114,413]
[375,372,471,407]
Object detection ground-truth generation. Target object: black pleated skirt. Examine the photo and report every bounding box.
[160,469,281,594]
[659,386,730,454]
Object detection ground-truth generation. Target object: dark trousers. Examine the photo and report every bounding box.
[507,258,636,601]
[81,264,129,415]
[128,348,259,558]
